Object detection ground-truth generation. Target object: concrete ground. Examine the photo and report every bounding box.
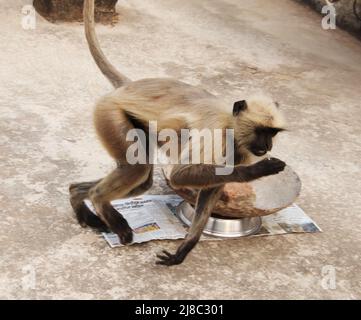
[1,0,360,299]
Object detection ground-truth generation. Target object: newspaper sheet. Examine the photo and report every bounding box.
[85,195,321,248]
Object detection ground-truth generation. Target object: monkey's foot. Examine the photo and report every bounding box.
[156,250,184,266]
[115,223,134,245]
[69,185,108,232]
[71,200,109,232]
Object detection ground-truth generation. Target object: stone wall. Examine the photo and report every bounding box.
[295,0,361,37]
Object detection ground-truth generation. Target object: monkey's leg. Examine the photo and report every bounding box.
[69,179,108,231]
[69,166,153,232]
[89,164,152,245]
[126,166,154,198]
[156,186,223,266]
[70,97,152,234]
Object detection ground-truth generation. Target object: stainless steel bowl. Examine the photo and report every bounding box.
[176,202,262,238]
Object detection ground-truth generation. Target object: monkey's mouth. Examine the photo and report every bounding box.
[252,149,267,156]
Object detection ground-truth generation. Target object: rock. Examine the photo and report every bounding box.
[33,0,118,24]
[162,165,302,218]
[295,0,361,38]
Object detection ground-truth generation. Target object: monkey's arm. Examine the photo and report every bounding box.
[156,186,223,266]
[169,157,286,189]
[157,158,285,266]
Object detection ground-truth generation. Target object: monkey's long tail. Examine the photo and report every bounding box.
[83,0,130,88]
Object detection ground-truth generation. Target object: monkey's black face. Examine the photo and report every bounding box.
[249,127,283,156]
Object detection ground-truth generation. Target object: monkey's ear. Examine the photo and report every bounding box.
[233,100,247,116]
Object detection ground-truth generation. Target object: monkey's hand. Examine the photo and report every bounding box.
[243,157,286,181]
[156,250,185,266]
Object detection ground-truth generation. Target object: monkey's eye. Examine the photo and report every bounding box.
[255,127,284,137]
[269,128,284,137]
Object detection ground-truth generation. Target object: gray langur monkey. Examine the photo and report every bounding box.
[69,0,287,266]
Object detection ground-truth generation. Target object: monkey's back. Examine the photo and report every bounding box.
[104,78,231,132]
